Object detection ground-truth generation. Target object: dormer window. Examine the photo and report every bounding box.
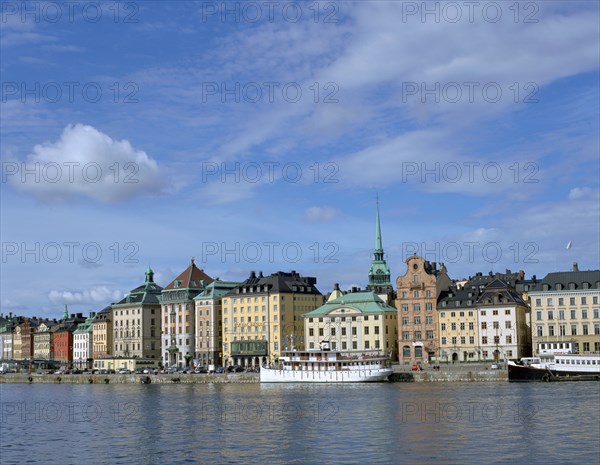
[569,283,576,290]
[582,282,590,289]
[542,284,549,291]
[556,283,563,290]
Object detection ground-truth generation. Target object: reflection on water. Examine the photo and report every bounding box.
[1,382,598,464]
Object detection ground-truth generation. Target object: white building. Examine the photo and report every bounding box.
[476,279,531,361]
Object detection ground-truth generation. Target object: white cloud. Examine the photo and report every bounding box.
[48,286,124,305]
[568,187,595,200]
[7,124,166,202]
[305,206,339,223]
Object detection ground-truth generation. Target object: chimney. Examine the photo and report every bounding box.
[572,262,579,272]
[250,271,256,279]
[259,271,263,278]
[334,283,340,291]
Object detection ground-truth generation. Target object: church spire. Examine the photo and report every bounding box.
[374,193,384,259]
[63,304,68,320]
[367,195,392,293]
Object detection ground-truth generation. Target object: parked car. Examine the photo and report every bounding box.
[411,364,423,371]
[194,366,208,374]
[490,364,500,370]
[215,366,224,374]
[117,369,131,374]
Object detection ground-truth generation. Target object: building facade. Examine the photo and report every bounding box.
[92,306,113,359]
[33,320,59,360]
[396,256,452,364]
[73,313,96,369]
[476,279,531,361]
[113,268,162,361]
[194,280,239,367]
[161,259,214,368]
[438,287,480,363]
[529,264,600,355]
[222,271,324,367]
[53,312,85,368]
[303,290,398,357]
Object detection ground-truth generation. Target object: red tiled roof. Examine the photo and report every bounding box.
[164,259,214,290]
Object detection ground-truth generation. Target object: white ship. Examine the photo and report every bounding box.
[260,342,393,383]
[507,341,600,382]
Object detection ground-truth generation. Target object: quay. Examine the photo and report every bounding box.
[0,364,507,384]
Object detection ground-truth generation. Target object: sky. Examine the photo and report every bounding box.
[1,0,599,319]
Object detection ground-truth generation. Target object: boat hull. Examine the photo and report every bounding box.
[508,363,600,382]
[260,366,392,383]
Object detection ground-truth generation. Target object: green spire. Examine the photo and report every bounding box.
[145,266,154,283]
[368,195,392,290]
[375,193,384,258]
[63,304,68,320]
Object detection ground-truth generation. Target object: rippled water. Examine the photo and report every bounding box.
[1,382,598,465]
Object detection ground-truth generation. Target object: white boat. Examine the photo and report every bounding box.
[260,342,393,383]
[507,341,600,382]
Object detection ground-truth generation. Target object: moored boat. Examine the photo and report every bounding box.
[260,342,393,383]
[507,342,600,382]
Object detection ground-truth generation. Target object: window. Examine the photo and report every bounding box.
[374,326,379,335]
[364,341,370,349]
[309,328,314,336]
[426,330,434,339]
[570,297,576,305]
[469,322,474,330]
[582,324,589,335]
[582,297,587,305]
[413,303,421,312]
[451,312,456,317]
[402,346,410,357]
[558,298,564,306]
[402,304,408,312]
[493,336,500,344]
[582,309,588,319]
[413,275,419,283]
[451,337,457,345]
[460,337,465,344]
[481,322,487,330]
[535,298,541,306]
[342,327,347,336]
[492,310,498,316]
[414,317,421,325]
[413,291,419,298]
[547,298,553,306]
[505,309,510,315]
[548,311,554,320]
[352,341,357,350]
[403,332,410,341]
[426,316,433,324]
[505,321,511,329]
[414,331,422,340]
[442,337,447,345]
[559,325,566,336]
[482,336,488,344]
[570,324,577,336]
[536,311,542,321]
[469,336,474,344]
[425,303,432,311]
[460,322,465,331]
[441,323,446,331]
[451,323,456,331]
[402,317,409,325]
[549,325,555,336]
[506,335,512,344]
[364,327,369,335]
[537,326,543,337]
[426,291,431,297]
[351,327,357,336]
[559,310,565,320]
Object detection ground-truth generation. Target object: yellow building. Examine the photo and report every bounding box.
[438,287,480,362]
[221,271,323,368]
[92,305,113,359]
[529,264,600,355]
[303,289,398,358]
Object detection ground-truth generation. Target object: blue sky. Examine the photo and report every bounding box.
[1,1,599,318]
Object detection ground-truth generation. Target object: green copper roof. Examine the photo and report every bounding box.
[303,291,396,317]
[368,196,392,288]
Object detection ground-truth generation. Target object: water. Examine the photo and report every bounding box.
[1,382,599,465]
